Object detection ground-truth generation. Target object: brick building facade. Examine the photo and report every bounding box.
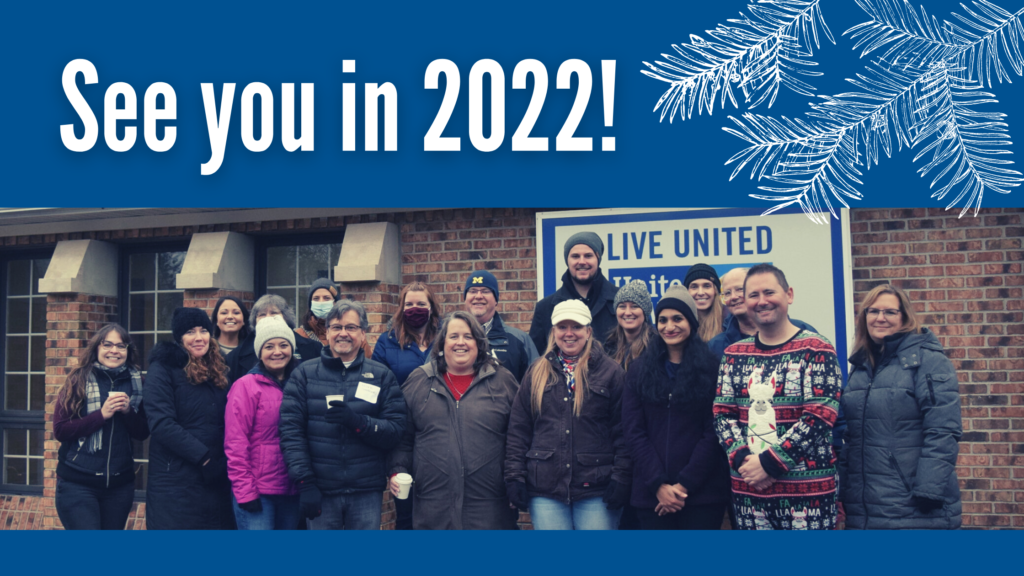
[0,207,1020,530]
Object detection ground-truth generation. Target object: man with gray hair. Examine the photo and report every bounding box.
[225,294,323,384]
[279,299,407,530]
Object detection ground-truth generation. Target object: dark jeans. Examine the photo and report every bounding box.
[636,502,727,530]
[307,491,381,530]
[232,494,302,530]
[55,478,135,530]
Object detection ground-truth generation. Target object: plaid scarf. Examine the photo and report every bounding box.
[557,350,580,397]
[83,363,143,454]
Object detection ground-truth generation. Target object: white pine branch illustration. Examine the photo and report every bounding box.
[725,0,1024,221]
[641,0,834,123]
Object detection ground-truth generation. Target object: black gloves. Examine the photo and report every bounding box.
[299,483,323,519]
[603,480,630,510]
[326,400,365,430]
[201,455,227,485]
[237,498,263,513]
[506,481,528,511]
[914,496,944,513]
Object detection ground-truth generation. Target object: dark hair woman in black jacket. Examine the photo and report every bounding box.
[53,323,149,529]
[144,307,235,530]
[621,286,731,529]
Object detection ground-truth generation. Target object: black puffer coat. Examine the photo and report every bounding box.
[144,342,235,530]
[840,329,962,529]
[279,348,406,495]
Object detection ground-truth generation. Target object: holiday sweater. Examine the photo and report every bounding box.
[713,330,842,497]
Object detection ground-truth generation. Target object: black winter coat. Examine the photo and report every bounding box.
[529,271,619,356]
[840,329,962,530]
[143,343,235,530]
[488,313,538,383]
[279,348,407,495]
[621,355,730,510]
[505,348,631,504]
[226,331,322,384]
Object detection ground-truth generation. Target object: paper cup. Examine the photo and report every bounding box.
[109,391,129,400]
[394,473,413,500]
[325,394,345,408]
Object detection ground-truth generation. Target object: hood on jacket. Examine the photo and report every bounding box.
[148,341,191,369]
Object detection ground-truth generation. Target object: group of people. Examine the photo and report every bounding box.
[51,231,963,531]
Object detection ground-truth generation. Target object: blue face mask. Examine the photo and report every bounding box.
[310,301,334,319]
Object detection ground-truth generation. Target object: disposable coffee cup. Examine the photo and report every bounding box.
[325,394,345,408]
[109,391,129,401]
[394,473,413,500]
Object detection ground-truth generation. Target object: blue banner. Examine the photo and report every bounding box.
[4,0,1024,211]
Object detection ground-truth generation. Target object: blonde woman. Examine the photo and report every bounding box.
[505,300,631,530]
[604,279,655,371]
[684,264,724,342]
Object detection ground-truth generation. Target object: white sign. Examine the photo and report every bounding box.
[536,208,854,365]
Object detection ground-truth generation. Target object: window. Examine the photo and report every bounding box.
[120,245,187,492]
[260,237,344,319]
[1,253,51,493]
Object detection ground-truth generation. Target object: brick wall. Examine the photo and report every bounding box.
[850,207,1024,529]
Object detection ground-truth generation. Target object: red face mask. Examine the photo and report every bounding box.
[404,307,431,328]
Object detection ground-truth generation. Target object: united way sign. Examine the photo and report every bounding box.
[536,207,855,365]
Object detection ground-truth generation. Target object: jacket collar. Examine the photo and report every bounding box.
[850,328,942,369]
[422,359,498,393]
[559,270,613,308]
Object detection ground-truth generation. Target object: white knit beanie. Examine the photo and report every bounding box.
[254,315,296,354]
[551,299,593,326]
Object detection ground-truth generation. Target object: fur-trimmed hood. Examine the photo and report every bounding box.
[148,341,190,369]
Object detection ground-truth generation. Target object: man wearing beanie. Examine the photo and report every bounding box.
[529,231,619,354]
[712,264,842,530]
[463,270,539,381]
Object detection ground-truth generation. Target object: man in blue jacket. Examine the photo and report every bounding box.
[464,270,539,382]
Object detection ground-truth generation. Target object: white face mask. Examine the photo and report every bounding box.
[310,301,334,319]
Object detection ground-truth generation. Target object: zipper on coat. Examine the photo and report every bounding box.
[926,374,936,406]
[860,368,873,506]
[105,371,115,488]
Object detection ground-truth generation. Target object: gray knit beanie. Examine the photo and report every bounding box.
[564,232,604,264]
[655,285,700,332]
[254,315,297,355]
[613,280,653,319]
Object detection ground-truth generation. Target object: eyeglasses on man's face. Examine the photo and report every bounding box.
[327,324,363,334]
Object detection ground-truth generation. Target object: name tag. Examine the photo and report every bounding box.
[355,382,380,404]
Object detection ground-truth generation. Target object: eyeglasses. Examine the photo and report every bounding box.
[327,324,364,334]
[100,341,128,351]
[866,308,901,319]
[721,287,744,301]
[466,288,492,297]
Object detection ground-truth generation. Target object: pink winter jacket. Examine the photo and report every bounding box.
[225,372,299,503]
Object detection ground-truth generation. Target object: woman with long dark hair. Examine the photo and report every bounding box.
[53,324,149,530]
[211,296,250,357]
[840,284,962,529]
[505,300,631,530]
[620,286,731,529]
[605,279,656,373]
[144,307,235,529]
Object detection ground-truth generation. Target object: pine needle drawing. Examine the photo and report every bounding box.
[641,0,834,123]
[724,0,1023,221]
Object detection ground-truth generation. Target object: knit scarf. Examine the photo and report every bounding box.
[302,316,329,347]
[557,350,580,397]
[83,363,143,454]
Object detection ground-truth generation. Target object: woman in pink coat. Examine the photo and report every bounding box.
[225,316,301,529]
